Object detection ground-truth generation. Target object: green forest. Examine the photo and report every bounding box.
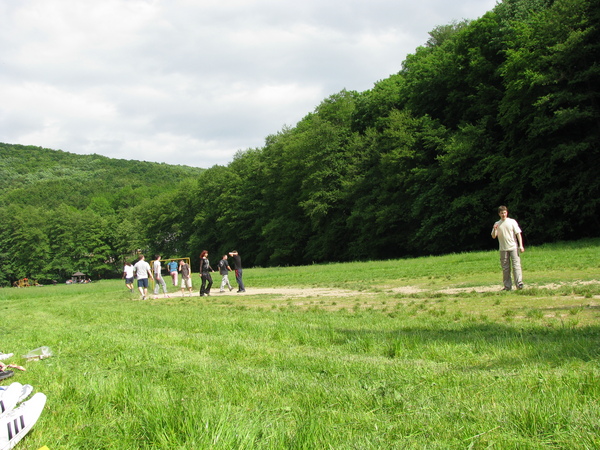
[1,0,598,285]
[0,144,203,285]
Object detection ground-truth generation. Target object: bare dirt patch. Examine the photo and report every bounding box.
[160,280,599,301]
[207,287,360,299]
[390,279,600,296]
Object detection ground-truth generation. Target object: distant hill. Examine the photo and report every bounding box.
[0,143,205,285]
[0,143,204,209]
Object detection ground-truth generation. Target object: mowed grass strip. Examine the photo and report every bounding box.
[1,239,599,448]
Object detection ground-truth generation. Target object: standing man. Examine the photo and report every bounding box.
[153,255,170,298]
[167,259,179,286]
[179,259,193,297]
[491,205,525,291]
[228,250,246,293]
[218,254,234,292]
[133,255,153,300]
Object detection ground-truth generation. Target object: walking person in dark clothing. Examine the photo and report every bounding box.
[218,254,234,292]
[199,250,214,296]
[228,250,246,292]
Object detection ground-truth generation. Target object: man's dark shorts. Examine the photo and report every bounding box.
[137,278,149,288]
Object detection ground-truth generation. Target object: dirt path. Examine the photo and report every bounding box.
[164,287,358,299]
[158,279,599,300]
[391,280,600,295]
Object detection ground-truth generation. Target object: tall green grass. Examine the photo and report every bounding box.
[1,239,599,448]
[247,238,600,290]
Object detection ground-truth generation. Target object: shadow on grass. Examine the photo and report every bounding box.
[332,322,600,366]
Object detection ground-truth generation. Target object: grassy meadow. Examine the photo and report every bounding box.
[1,239,599,449]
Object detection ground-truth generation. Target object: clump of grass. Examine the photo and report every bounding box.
[503,309,516,318]
[428,307,446,317]
[526,309,545,319]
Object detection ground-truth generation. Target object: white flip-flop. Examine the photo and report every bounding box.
[0,392,47,450]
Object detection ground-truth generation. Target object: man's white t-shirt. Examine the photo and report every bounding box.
[124,265,134,278]
[493,218,522,251]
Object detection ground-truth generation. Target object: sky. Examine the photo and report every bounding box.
[0,0,498,168]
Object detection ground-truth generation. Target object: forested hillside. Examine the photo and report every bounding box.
[0,143,203,285]
[1,0,599,284]
[167,0,599,267]
[0,144,202,207]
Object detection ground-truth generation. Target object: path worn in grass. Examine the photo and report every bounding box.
[155,279,600,300]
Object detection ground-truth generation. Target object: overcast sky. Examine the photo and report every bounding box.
[0,0,497,168]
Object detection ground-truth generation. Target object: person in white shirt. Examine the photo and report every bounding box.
[123,262,135,293]
[491,205,525,291]
[133,255,153,300]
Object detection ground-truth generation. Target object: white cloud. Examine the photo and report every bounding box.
[0,0,498,168]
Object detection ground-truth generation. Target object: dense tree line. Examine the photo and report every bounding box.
[1,0,598,284]
[179,0,599,267]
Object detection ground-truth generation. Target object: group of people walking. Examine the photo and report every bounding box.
[123,251,245,300]
[199,250,245,297]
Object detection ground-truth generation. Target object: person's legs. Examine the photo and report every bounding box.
[159,277,168,295]
[181,277,192,296]
[138,278,149,298]
[200,274,207,295]
[510,248,523,288]
[222,274,232,290]
[500,251,512,290]
[236,269,245,291]
[219,274,231,291]
[206,273,213,295]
